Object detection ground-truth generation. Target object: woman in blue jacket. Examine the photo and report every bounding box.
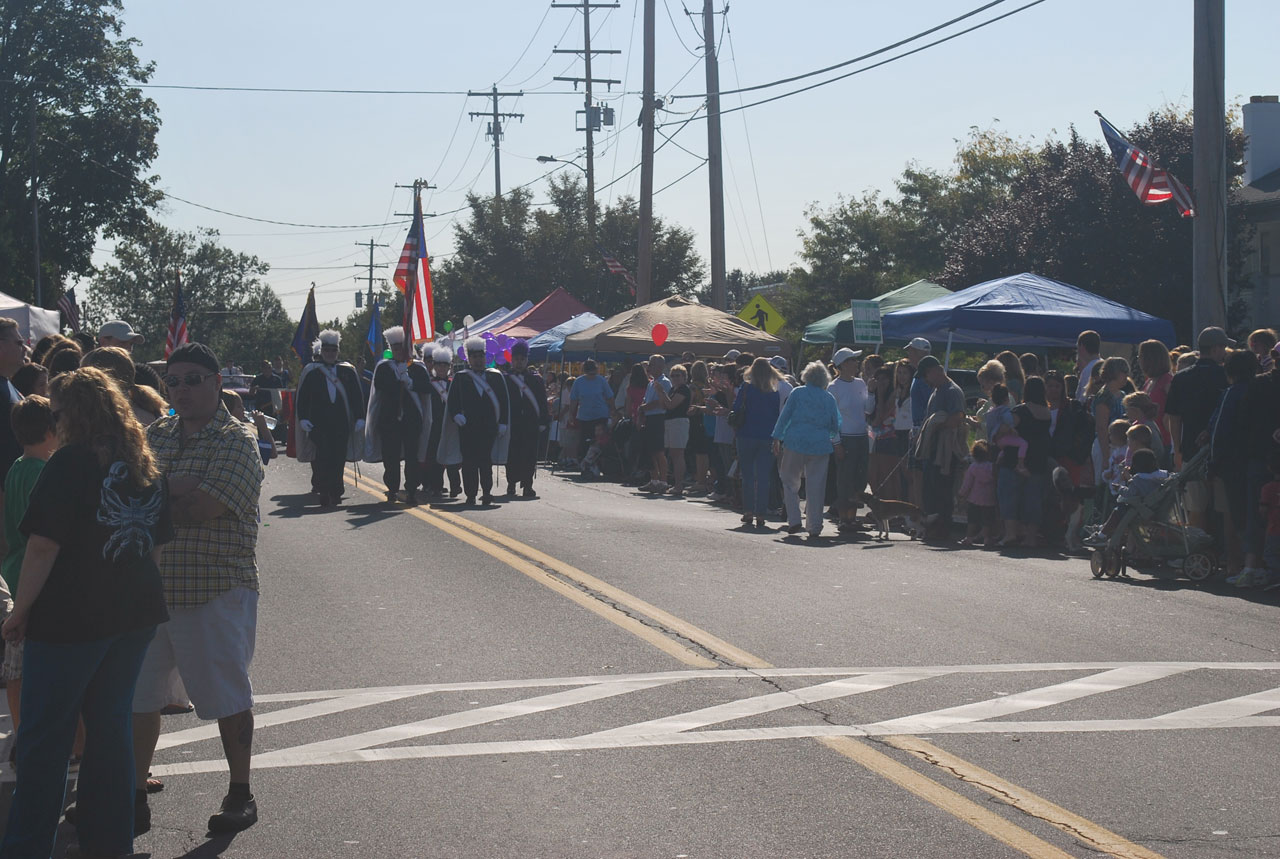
[731,357,783,528]
[772,361,842,537]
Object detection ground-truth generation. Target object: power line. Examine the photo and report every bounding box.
[497,5,555,84]
[725,11,772,271]
[671,0,1014,101]
[135,83,582,96]
[654,158,707,196]
[660,0,1050,126]
[663,0,702,58]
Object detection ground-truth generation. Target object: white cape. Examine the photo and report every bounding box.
[436,368,510,466]
[294,361,365,463]
[363,359,433,462]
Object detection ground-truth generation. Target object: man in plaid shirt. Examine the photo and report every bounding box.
[132,343,264,834]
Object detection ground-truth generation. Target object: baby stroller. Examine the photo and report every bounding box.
[1086,447,1217,581]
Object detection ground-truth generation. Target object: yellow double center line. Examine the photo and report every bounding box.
[345,469,1163,859]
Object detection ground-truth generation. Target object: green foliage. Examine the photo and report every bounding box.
[940,111,1251,343]
[86,221,294,368]
[0,1,160,304]
[431,178,704,324]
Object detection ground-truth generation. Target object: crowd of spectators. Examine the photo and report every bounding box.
[0,321,266,857]
[538,326,1280,588]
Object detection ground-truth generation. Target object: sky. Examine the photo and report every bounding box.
[107,0,1277,323]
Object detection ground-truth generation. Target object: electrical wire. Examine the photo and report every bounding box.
[659,0,1049,126]
[725,12,772,271]
[672,0,1013,101]
[135,84,583,96]
[664,0,703,58]
[496,5,554,85]
[654,159,707,196]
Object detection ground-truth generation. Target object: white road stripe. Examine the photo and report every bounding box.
[157,690,430,750]
[247,662,1280,702]
[149,714,1280,776]
[582,669,944,739]
[1154,686,1280,723]
[864,665,1192,734]
[252,678,683,767]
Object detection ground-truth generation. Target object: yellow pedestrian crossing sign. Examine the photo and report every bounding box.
[737,294,786,335]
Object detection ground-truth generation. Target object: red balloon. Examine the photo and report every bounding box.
[651,323,669,347]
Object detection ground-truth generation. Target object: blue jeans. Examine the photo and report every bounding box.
[737,436,774,516]
[997,467,1049,526]
[1,625,156,859]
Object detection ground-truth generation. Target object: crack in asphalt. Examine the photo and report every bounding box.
[1219,635,1277,655]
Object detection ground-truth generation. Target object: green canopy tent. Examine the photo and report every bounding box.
[801,280,951,345]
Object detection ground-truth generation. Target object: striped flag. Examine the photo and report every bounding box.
[57,286,80,332]
[164,276,189,358]
[1097,113,1195,217]
[393,192,435,342]
[600,250,637,296]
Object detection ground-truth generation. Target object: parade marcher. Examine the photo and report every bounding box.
[422,345,462,499]
[295,330,364,507]
[364,326,432,505]
[438,337,511,506]
[503,341,550,499]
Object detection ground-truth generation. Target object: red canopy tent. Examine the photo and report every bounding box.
[490,287,593,339]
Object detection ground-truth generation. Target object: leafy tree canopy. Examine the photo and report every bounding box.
[86,221,295,369]
[431,178,705,326]
[0,1,160,305]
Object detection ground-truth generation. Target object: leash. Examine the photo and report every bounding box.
[871,449,912,496]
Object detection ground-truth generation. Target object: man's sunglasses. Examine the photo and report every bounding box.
[164,372,217,388]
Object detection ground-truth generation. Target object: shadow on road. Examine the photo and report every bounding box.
[172,832,238,858]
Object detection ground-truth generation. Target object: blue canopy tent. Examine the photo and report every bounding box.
[881,272,1176,366]
[527,312,604,361]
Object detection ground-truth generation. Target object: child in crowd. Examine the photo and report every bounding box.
[1085,448,1168,545]
[1,396,60,758]
[1125,423,1154,475]
[580,422,611,478]
[985,384,1030,476]
[221,390,277,465]
[1100,419,1132,497]
[1122,391,1168,466]
[958,439,997,546]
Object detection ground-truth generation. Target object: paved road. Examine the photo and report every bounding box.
[4,458,1279,858]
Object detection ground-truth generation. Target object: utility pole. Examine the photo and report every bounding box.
[29,100,41,307]
[700,0,726,311]
[552,0,620,240]
[468,86,524,199]
[1192,0,1227,334]
[636,0,656,306]
[354,239,389,309]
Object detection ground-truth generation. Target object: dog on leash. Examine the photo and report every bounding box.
[857,492,925,541]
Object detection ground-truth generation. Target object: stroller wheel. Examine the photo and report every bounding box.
[1090,551,1108,578]
[1104,550,1125,579]
[1183,551,1216,581]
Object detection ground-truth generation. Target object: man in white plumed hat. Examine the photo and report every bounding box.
[363,326,432,504]
[436,336,510,506]
[421,344,462,499]
[295,329,364,507]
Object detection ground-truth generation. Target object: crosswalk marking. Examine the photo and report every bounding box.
[7,663,1277,782]
[865,664,1193,734]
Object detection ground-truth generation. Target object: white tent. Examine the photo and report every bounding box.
[0,292,60,342]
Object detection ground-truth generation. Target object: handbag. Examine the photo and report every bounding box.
[727,388,748,429]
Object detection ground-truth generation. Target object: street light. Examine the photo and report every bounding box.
[536,155,587,174]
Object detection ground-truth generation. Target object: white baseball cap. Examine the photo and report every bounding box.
[907,337,931,352]
[832,348,863,367]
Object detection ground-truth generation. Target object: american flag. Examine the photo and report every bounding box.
[601,251,637,296]
[1097,113,1195,217]
[393,192,435,342]
[165,277,189,359]
[56,286,80,332]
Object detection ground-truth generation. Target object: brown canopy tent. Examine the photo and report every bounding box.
[560,295,790,360]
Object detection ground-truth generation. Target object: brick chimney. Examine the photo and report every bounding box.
[1243,95,1280,185]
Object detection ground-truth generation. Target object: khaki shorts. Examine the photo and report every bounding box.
[664,417,690,449]
[1183,479,1211,514]
[133,586,257,721]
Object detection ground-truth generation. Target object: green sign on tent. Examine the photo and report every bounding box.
[801,280,951,345]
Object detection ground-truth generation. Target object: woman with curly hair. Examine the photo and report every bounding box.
[1,367,172,859]
[82,346,169,426]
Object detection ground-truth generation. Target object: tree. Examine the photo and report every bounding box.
[940,110,1251,343]
[0,1,160,305]
[779,128,1029,332]
[86,222,295,368]
[432,178,704,325]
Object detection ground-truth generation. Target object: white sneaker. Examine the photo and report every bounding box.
[708,492,725,502]
[1231,567,1263,588]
